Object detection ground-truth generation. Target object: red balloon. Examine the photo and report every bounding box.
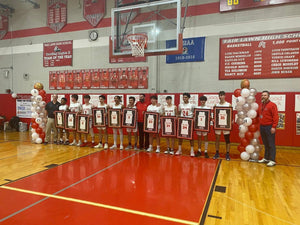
[252,117,259,124]
[245,131,254,141]
[31,122,38,129]
[40,132,45,139]
[249,124,258,132]
[234,89,241,97]
[39,89,46,96]
[241,138,249,147]
[36,127,43,134]
[237,145,245,153]
[31,118,36,123]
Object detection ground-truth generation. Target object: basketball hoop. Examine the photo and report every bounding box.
[127,33,148,57]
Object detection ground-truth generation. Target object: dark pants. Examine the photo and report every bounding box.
[138,122,149,149]
[260,125,276,161]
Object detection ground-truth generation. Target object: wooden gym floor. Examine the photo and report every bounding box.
[0,131,299,225]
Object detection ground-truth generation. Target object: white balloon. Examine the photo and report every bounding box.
[250,152,260,160]
[251,102,259,111]
[39,113,45,118]
[32,132,39,140]
[241,151,250,161]
[31,89,39,96]
[239,132,245,138]
[36,95,43,102]
[35,106,41,113]
[250,88,257,96]
[242,103,251,111]
[31,96,36,102]
[239,124,248,133]
[236,117,244,125]
[31,106,36,112]
[31,112,38,118]
[39,101,46,107]
[12,93,18,98]
[250,138,260,146]
[247,109,257,119]
[237,96,246,106]
[246,96,255,104]
[35,138,43,144]
[35,117,42,124]
[32,101,38,107]
[243,117,252,126]
[253,131,260,138]
[255,145,262,152]
[40,123,45,128]
[237,110,247,119]
[241,88,250,98]
[246,145,255,154]
[236,105,243,111]
[31,128,36,133]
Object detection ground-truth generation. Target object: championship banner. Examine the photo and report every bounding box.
[220,0,300,12]
[219,32,300,80]
[83,0,105,27]
[43,40,73,67]
[47,0,67,32]
[166,37,205,63]
[0,10,9,40]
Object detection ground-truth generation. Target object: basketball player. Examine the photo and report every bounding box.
[57,97,69,145]
[146,95,163,153]
[213,91,231,161]
[125,97,138,150]
[94,95,109,149]
[176,93,195,156]
[195,95,209,158]
[110,96,124,150]
[163,96,177,155]
[69,94,82,146]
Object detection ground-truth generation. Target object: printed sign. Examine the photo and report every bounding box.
[16,99,32,118]
[47,0,67,32]
[43,40,73,67]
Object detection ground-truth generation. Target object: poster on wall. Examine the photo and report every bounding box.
[47,0,67,32]
[109,68,118,88]
[205,95,220,109]
[91,69,100,89]
[49,71,58,90]
[57,71,66,90]
[296,113,300,135]
[118,68,128,89]
[0,10,9,40]
[269,95,286,111]
[295,94,300,111]
[16,99,32,118]
[138,67,148,89]
[277,113,285,130]
[101,69,109,88]
[83,0,105,27]
[128,67,138,89]
[220,0,300,12]
[82,69,91,89]
[166,37,205,63]
[73,70,82,89]
[43,40,73,67]
[219,31,300,80]
[65,70,74,90]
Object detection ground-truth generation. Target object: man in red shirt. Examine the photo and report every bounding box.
[258,91,279,167]
[136,94,149,150]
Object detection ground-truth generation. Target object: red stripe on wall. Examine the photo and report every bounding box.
[2,2,219,40]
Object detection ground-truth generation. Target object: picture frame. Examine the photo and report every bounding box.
[177,117,194,140]
[194,108,211,132]
[161,116,177,137]
[107,109,122,128]
[213,106,233,131]
[92,108,106,127]
[64,112,77,131]
[143,112,159,133]
[122,108,137,128]
[77,114,90,133]
[54,111,65,128]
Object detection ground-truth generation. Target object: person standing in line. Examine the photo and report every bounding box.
[69,94,82,146]
[125,97,138,150]
[213,91,231,161]
[94,95,109,149]
[57,97,69,145]
[258,91,279,167]
[176,93,195,157]
[44,94,60,144]
[110,96,125,150]
[163,96,177,155]
[136,94,149,150]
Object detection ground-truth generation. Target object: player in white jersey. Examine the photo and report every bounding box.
[146,95,163,153]
[77,95,95,147]
[94,95,109,149]
[176,93,196,156]
[125,96,138,150]
[213,91,232,161]
[57,97,69,145]
[69,94,82,146]
[195,96,210,158]
[162,96,177,155]
[110,96,125,150]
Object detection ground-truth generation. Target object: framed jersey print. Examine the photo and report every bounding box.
[54,111,65,128]
[177,117,194,140]
[108,109,122,128]
[65,112,77,131]
[161,116,177,137]
[144,112,159,133]
[92,108,106,127]
[214,106,233,130]
[77,114,90,133]
[194,108,211,132]
[122,108,137,128]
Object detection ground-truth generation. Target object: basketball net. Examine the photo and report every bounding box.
[127,33,148,57]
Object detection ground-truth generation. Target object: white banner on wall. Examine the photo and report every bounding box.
[295,95,300,111]
[205,95,219,109]
[16,99,32,118]
[270,95,286,112]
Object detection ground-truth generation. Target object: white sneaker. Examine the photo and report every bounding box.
[169,150,174,155]
[134,145,138,150]
[146,146,153,152]
[175,149,182,155]
[155,148,160,153]
[110,145,117,150]
[69,140,77,146]
[164,150,169,154]
[258,158,269,163]
[267,161,276,167]
[190,150,195,157]
[94,143,103,148]
[76,141,82,147]
[125,145,132,150]
[120,145,124,150]
[104,143,108,149]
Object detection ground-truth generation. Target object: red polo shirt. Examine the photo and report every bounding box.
[136,101,148,122]
[259,100,279,128]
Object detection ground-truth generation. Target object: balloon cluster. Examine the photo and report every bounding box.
[30,82,46,144]
[234,79,261,161]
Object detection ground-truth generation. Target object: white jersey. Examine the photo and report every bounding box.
[195,105,210,110]
[163,105,176,116]
[82,103,93,115]
[216,101,231,107]
[59,104,68,111]
[69,102,82,113]
[97,103,108,112]
[179,102,195,118]
[147,104,162,114]
[111,103,123,109]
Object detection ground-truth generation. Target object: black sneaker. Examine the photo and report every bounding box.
[64,140,70,145]
[226,153,231,161]
[213,152,220,159]
[205,152,209,158]
[195,151,202,157]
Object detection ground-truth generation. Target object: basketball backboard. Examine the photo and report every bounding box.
[110,0,182,58]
